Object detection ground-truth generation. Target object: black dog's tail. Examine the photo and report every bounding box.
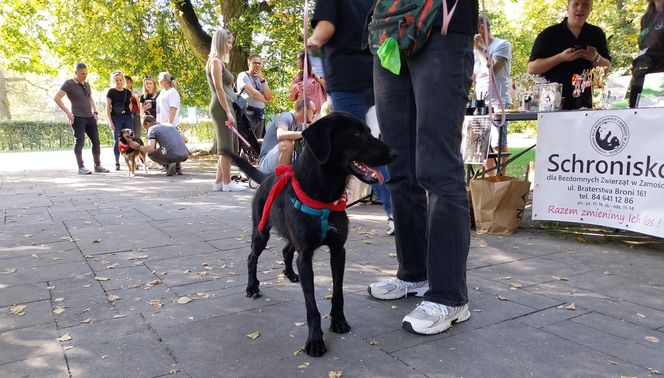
[221,148,267,184]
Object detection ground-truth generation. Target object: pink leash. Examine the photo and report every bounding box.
[478,0,506,128]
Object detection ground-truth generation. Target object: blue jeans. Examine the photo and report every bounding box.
[374,32,473,307]
[329,89,393,218]
[112,114,133,161]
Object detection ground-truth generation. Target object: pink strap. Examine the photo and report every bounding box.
[302,0,310,128]
[440,0,459,35]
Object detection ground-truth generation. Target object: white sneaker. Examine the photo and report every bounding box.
[223,181,246,192]
[402,301,470,335]
[368,277,428,300]
[386,217,395,235]
[212,182,223,192]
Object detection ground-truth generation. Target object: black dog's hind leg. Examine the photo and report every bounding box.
[247,229,269,298]
[297,248,326,357]
[329,245,351,334]
[282,242,299,283]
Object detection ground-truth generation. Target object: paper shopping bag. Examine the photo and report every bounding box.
[469,176,531,235]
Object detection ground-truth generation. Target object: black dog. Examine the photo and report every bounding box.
[226,112,396,357]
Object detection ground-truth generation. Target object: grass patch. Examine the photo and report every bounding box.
[506,146,536,179]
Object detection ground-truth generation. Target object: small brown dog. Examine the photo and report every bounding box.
[118,129,147,177]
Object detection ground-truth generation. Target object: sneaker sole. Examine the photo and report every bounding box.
[367,285,428,300]
[401,307,471,335]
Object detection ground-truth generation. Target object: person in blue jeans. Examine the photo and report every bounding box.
[309,0,394,235]
[368,0,479,336]
[106,71,134,171]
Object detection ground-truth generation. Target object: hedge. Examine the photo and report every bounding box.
[0,120,216,151]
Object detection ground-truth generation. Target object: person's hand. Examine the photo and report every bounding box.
[580,46,599,62]
[559,48,585,62]
[129,141,140,149]
[225,111,236,129]
[144,101,152,110]
[93,113,98,122]
[473,34,485,51]
[109,122,115,131]
[66,111,74,125]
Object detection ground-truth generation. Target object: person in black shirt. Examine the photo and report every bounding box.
[629,0,664,107]
[368,0,478,336]
[528,0,611,110]
[106,71,133,170]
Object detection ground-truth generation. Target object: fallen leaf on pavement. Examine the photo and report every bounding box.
[83,284,91,288]
[113,314,126,319]
[323,294,333,300]
[196,293,211,299]
[298,362,310,369]
[95,277,110,281]
[81,318,91,324]
[176,296,192,304]
[106,263,119,269]
[169,368,177,375]
[637,313,646,318]
[51,257,62,261]
[645,336,660,343]
[107,294,122,302]
[64,346,74,351]
[47,286,55,290]
[294,322,305,327]
[607,360,618,365]
[246,331,260,340]
[328,371,343,378]
[54,297,65,302]
[510,283,523,289]
[362,240,371,245]
[145,279,162,287]
[92,239,103,244]
[369,340,379,345]
[391,305,398,309]
[565,302,576,310]
[53,306,66,315]
[497,294,509,301]
[9,304,27,316]
[57,333,72,342]
[498,276,511,280]
[552,276,569,281]
[32,253,40,259]
[148,300,163,308]
[388,253,397,258]
[2,268,17,274]
[24,234,33,238]
[473,309,482,313]
[293,347,304,356]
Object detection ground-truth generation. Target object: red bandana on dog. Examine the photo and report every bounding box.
[258,165,346,233]
[118,141,130,153]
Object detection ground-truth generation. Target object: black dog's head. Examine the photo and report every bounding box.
[301,112,397,184]
[120,129,135,144]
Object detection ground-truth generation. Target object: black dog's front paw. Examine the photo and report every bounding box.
[304,337,327,357]
[246,285,261,299]
[329,316,351,334]
[282,269,299,283]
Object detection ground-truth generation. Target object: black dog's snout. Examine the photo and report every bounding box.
[389,149,398,161]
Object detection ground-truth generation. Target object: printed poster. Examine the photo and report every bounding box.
[533,108,664,238]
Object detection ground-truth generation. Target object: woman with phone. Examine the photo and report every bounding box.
[140,75,159,119]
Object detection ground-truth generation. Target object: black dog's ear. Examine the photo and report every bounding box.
[302,115,336,164]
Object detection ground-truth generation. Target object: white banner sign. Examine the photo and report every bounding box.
[533,108,664,238]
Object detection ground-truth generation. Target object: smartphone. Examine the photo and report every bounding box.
[574,44,588,50]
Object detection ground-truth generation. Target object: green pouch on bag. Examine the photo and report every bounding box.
[377,37,401,75]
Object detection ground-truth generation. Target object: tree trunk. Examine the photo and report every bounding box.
[172,0,249,74]
[0,69,11,120]
[172,0,213,66]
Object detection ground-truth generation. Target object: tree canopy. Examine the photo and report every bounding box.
[0,0,650,120]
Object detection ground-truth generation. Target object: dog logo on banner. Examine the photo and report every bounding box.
[589,116,629,156]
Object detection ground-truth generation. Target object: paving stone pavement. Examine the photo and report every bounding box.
[1,153,663,378]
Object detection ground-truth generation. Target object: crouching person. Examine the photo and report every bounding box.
[129,115,188,176]
[258,99,315,174]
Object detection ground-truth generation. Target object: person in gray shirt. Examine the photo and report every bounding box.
[237,54,273,138]
[54,62,109,175]
[128,116,188,176]
[258,99,315,174]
